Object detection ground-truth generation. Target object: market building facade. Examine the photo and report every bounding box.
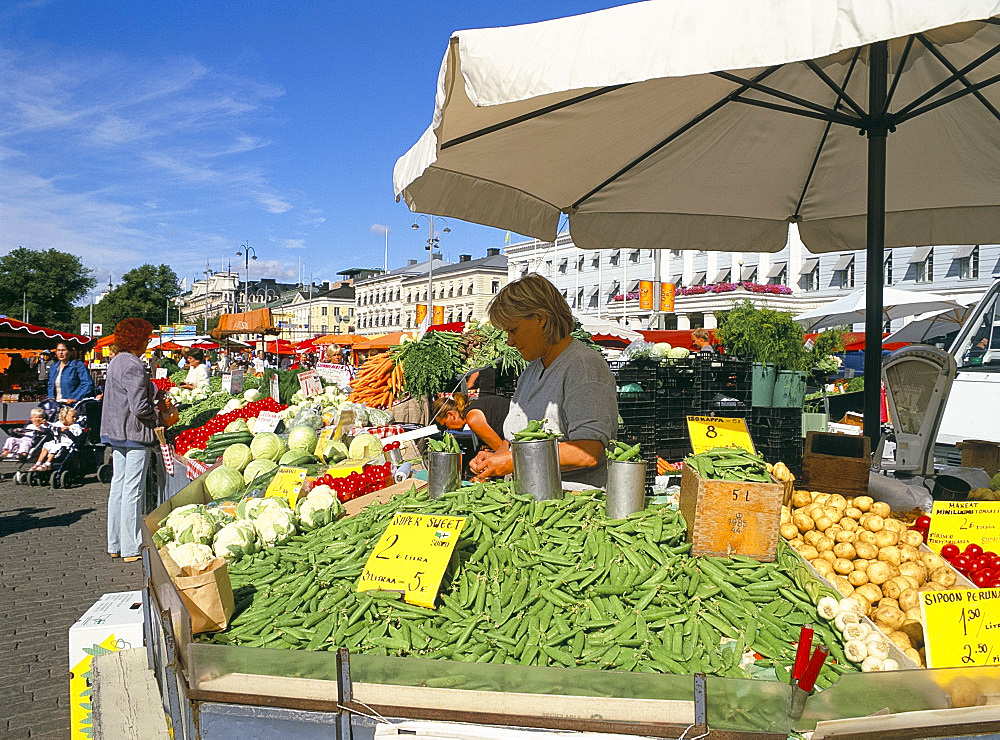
[505,232,999,331]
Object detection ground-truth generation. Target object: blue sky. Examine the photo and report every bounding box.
[0,0,624,294]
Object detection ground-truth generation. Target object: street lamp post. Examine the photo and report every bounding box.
[411,216,450,326]
[236,241,258,311]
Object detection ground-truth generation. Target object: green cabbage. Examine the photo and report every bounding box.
[667,347,691,359]
[243,458,278,486]
[287,425,319,453]
[204,464,246,500]
[225,419,249,433]
[222,443,253,472]
[991,473,1000,492]
[250,432,285,461]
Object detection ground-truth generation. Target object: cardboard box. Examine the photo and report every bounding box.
[801,431,871,497]
[69,591,145,739]
[956,439,1000,476]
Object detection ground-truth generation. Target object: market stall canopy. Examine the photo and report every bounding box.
[427,322,466,334]
[352,332,413,351]
[793,286,962,332]
[94,335,116,350]
[393,0,1000,437]
[882,296,980,343]
[640,329,716,348]
[0,316,95,351]
[253,338,295,355]
[312,333,370,347]
[210,308,278,339]
[575,314,643,343]
[191,341,220,351]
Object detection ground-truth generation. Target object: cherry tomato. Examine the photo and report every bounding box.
[984,551,999,563]
[914,515,931,530]
[966,543,984,558]
[973,569,995,588]
[941,543,961,559]
[953,554,972,571]
[973,554,994,572]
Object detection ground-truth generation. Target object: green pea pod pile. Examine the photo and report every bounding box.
[428,433,460,454]
[203,481,855,687]
[684,447,771,482]
[607,440,641,462]
[513,419,561,442]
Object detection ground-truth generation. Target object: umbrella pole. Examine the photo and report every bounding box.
[863,40,889,442]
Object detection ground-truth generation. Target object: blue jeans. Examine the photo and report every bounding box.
[107,446,151,557]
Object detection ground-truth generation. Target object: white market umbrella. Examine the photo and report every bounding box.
[883,296,980,343]
[394,0,1000,436]
[792,286,962,332]
[575,314,644,342]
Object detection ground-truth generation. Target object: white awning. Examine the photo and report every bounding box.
[559,258,568,268]
[668,273,682,285]
[910,246,932,263]
[628,249,641,259]
[607,280,620,294]
[832,254,854,271]
[609,250,620,260]
[587,285,600,297]
[799,258,819,275]
[765,263,786,279]
[628,279,641,292]
[713,268,731,283]
[953,245,977,259]
[692,271,707,285]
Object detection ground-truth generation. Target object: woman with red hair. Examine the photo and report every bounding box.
[100,318,158,563]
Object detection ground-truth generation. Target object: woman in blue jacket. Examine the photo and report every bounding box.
[48,342,96,403]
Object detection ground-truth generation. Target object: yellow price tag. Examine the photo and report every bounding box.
[926,501,1000,552]
[686,416,756,455]
[921,587,1000,668]
[357,512,466,608]
[265,466,307,508]
[315,427,335,461]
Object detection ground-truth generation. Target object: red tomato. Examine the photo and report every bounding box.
[984,551,999,562]
[941,543,961,559]
[914,515,931,530]
[966,543,984,558]
[973,555,994,572]
[953,554,972,571]
[973,569,995,588]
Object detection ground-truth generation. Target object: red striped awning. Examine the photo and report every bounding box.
[0,316,96,350]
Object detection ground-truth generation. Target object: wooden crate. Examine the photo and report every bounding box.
[956,440,1000,476]
[678,462,783,561]
[800,431,871,498]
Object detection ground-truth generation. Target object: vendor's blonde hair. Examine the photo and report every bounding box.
[487,273,573,345]
[432,392,470,422]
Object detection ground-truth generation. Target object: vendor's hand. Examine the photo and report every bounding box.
[468,449,492,474]
[470,450,514,482]
[64,398,76,404]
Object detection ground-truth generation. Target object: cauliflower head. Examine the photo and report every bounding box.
[296,485,343,531]
[213,521,260,561]
[167,542,216,568]
[253,506,298,547]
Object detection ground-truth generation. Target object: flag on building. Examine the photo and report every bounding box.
[504,231,511,245]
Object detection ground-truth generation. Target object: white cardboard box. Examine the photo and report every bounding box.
[69,590,145,670]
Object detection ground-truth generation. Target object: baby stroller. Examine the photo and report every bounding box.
[14,397,111,489]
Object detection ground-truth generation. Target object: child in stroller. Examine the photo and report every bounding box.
[0,407,47,460]
[30,405,83,471]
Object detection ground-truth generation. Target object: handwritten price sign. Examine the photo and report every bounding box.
[921,587,1000,668]
[686,416,756,455]
[926,501,1000,552]
[265,466,307,507]
[357,512,466,608]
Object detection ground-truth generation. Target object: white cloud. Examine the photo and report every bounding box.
[254,259,299,282]
[370,223,389,235]
[282,239,306,250]
[257,192,292,214]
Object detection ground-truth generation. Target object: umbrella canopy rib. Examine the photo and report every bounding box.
[440,84,629,151]
[572,66,782,209]
[794,49,862,219]
[882,35,916,118]
[713,70,863,125]
[802,59,867,119]
[897,68,1000,125]
[892,38,1000,121]
[915,34,1000,124]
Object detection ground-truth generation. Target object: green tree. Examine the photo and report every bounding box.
[91,264,180,331]
[0,247,95,331]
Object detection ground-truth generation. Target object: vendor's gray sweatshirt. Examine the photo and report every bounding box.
[503,339,619,488]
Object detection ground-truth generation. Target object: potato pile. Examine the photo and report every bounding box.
[781,490,961,668]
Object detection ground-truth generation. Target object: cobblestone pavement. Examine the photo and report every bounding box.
[1,475,145,739]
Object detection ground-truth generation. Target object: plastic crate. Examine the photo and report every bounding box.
[615,424,658,489]
[610,359,661,394]
[494,371,518,399]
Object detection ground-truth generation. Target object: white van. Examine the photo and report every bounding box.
[937,279,1000,447]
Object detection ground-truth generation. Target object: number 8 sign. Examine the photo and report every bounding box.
[686,416,756,455]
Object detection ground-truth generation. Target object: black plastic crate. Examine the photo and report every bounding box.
[494,371,518,399]
[610,358,661,392]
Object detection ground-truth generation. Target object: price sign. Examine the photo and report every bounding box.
[316,362,352,386]
[222,371,243,395]
[155,368,168,379]
[357,512,466,608]
[315,427,335,460]
[686,416,756,455]
[926,501,1000,552]
[253,410,282,434]
[921,587,1000,668]
[269,374,280,403]
[265,466,308,507]
[298,369,322,398]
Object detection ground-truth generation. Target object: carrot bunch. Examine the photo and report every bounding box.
[347,353,403,409]
[657,457,683,475]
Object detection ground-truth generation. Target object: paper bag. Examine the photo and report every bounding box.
[160,549,235,633]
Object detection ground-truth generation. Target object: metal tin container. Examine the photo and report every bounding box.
[387,447,404,466]
[606,459,647,518]
[426,451,461,499]
[511,437,562,501]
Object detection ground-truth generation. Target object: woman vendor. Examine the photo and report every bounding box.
[432,392,510,453]
[468,274,618,487]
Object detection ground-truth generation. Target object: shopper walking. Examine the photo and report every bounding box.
[100,319,158,563]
